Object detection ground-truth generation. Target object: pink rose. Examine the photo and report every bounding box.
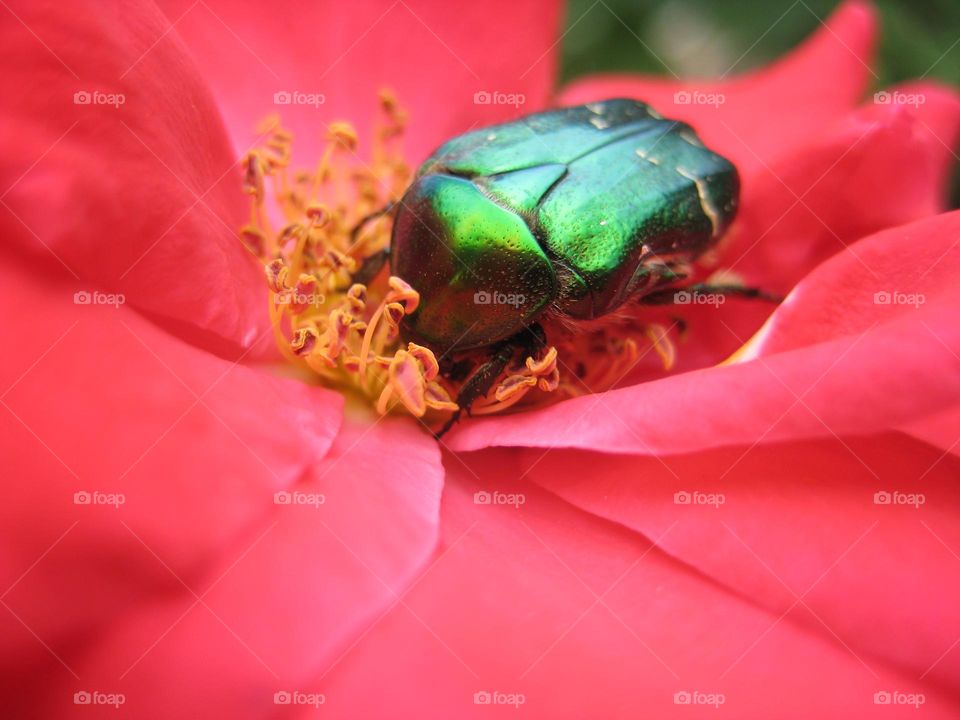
[0,0,958,717]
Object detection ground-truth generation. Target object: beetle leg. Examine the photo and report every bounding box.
[353,247,391,285]
[434,344,515,439]
[349,202,395,284]
[349,201,396,244]
[433,325,546,440]
[639,282,782,305]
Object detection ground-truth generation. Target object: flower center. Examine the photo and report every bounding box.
[241,91,676,431]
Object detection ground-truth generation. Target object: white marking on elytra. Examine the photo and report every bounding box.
[678,129,703,147]
[676,166,719,236]
[589,116,610,130]
[599,220,607,226]
[486,133,497,141]
[635,148,661,165]
[586,102,605,114]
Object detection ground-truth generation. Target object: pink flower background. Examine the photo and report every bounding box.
[1,0,959,717]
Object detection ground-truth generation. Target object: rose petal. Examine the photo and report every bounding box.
[741,210,960,356]
[521,434,960,687]
[0,256,342,685]
[306,450,958,717]
[733,209,960,460]
[0,0,271,356]
[724,84,960,295]
[38,417,442,718]
[157,0,563,164]
[900,407,960,457]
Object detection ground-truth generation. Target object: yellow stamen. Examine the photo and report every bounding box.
[242,97,459,428]
[644,323,676,371]
[358,277,419,380]
[472,345,559,415]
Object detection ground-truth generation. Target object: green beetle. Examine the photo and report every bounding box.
[356,98,757,432]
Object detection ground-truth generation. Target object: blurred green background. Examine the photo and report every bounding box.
[560,0,960,205]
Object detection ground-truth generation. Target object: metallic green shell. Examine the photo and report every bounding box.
[390,174,557,351]
[391,99,739,351]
